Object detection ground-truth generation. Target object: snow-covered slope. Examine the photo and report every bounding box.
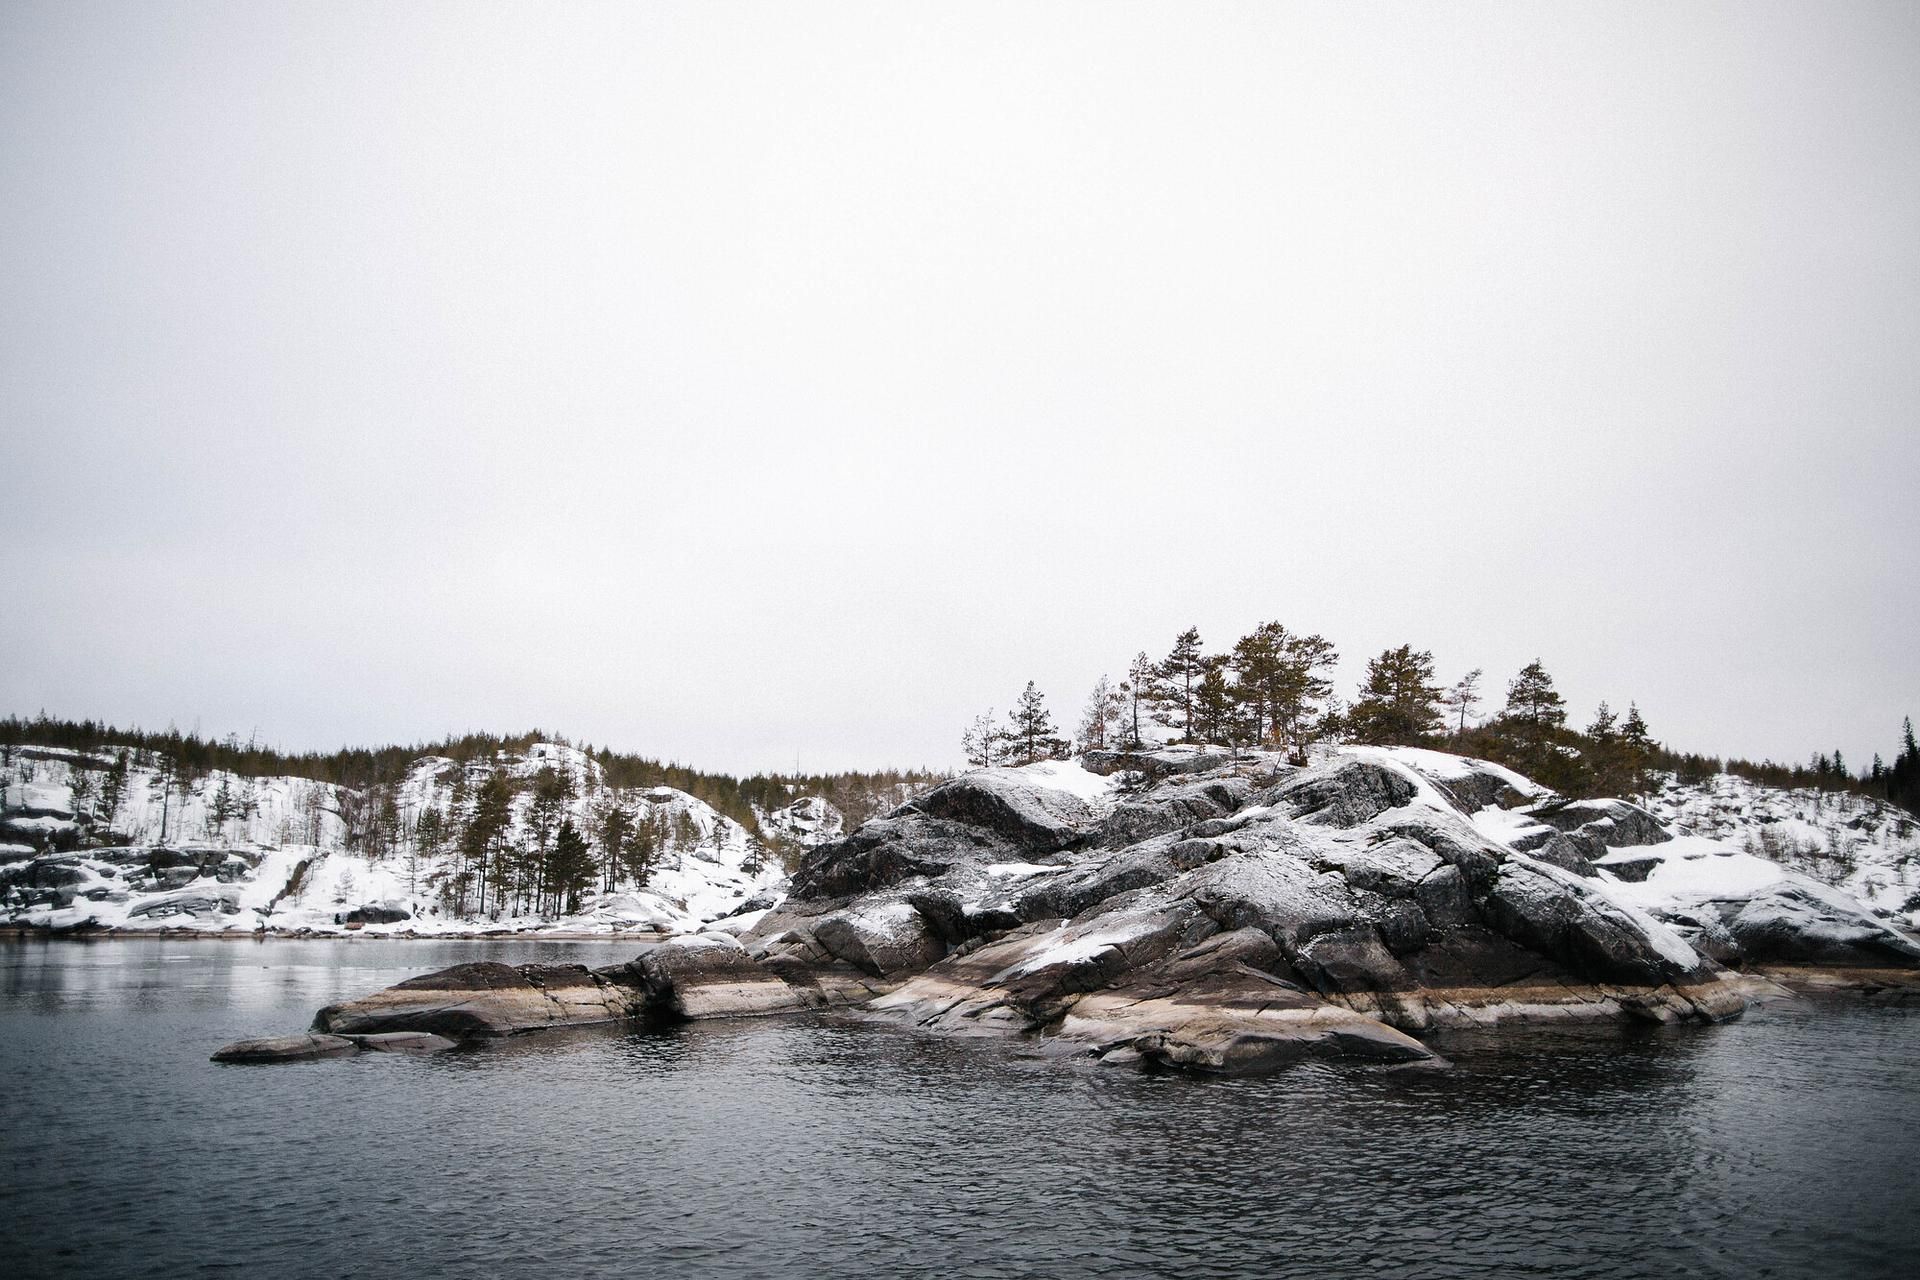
[1646,772,1920,926]
[0,742,794,935]
[1350,746,1920,963]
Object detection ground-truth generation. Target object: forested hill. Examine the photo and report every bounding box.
[0,715,936,834]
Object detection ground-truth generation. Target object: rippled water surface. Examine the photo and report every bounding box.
[3,938,1917,1278]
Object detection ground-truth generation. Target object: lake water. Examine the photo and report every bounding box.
[2,938,1916,1279]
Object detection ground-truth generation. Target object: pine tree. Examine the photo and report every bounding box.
[1442,669,1483,739]
[1346,645,1445,746]
[1153,628,1206,741]
[208,776,237,842]
[592,794,634,894]
[1190,656,1235,746]
[962,709,1005,769]
[1077,676,1124,752]
[1006,682,1060,766]
[1887,716,1919,817]
[67,760,97,822]
[1498,660,1569,783]
[547,819,595,916]
[461,768,513,917]
[622,810,664,888]
[373,787,401,861]
[1504,660,1567,730]
[1229,622,1338,760]
[98,750,130,833]
[412,804,446,898]
[1119,652,1158,750]
[1578,701,1627,797]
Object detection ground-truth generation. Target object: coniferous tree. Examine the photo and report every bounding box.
[412,804,447,898]
[622,809,665,888]
[547,819,595,916]
[461,768,514,917]
[1189,656,1236,746]
[1153,628,1206,741]
[1119,652,1158,750]
[67,760,97,822]
[592,794,634,894]
[1006,682,1061,766]
[1442,669,1483,739]
[1077,676,1124,752]
[1229,621,1338,760]
[962,709,1005,769]
[372,787,401,861]
[1581,701,1627,797]
[1887,717,1919,816]
[98,750,130,833]
[1346,645,1445,745]
[1504,660,1567,730]
[1498,660,1569,784]
[207,776,237,842]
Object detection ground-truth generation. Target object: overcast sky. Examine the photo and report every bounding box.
[3,2,1916,776]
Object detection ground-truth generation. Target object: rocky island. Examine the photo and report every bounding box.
[217,746,1920,1071]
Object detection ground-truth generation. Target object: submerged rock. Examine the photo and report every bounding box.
[346,1032,458,1054]
[212,1033,359,1063]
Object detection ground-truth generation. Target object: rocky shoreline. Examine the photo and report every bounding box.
[214,752,1920,1074]
[213,749,1920,1072]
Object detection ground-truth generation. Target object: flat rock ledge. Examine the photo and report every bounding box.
[218,933,856,1061]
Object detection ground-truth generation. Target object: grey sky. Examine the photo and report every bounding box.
[3,2,1916,775]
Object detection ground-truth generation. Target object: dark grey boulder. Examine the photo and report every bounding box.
[1080,748,1234,781]
[1,858,89,890]
[1293,926,1412,994]
[1270,759,1418,828]
[1412,864,1478,929]
[1101,778,1252,846]
[790,813,1015,898]
[811,902,947,976]
[342,904,410,925]
[1482,857,1700,987]
[128,885,242,918]
[1180,852,1362,953]
[1010,842,1185,921]
[1717,886,1920,967]
[903,769,1095,852]
[1430,762,1535,814]
[1528,799,1672,848]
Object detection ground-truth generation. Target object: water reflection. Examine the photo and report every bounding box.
[2,940,1916,1280]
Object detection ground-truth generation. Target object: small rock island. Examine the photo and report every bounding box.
[219,747,1920,1072]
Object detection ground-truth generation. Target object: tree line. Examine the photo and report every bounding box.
[961,624,1920,815]
[0,714,935,835]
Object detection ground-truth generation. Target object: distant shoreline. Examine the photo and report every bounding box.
[0,924,672,943]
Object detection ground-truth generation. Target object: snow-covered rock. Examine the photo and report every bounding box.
[743,747,1773,1071]
[760,795,844,847]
